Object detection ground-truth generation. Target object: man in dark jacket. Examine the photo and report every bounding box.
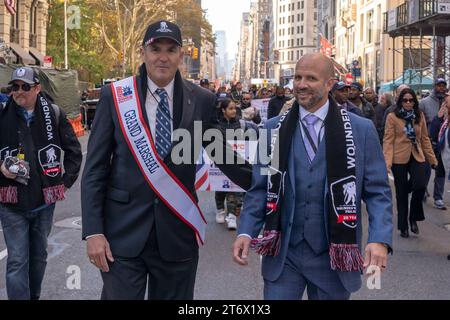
[267,86,289,119]
[0,67,82,300]
[349,82,376,124]
[331,81,363,117]
[81,20,252,300]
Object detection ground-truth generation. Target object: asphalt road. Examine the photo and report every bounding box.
[0,133,450,300]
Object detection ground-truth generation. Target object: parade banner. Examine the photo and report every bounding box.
[196,140,258,192]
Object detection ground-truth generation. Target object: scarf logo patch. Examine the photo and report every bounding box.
[116,85,133,104]
[38,144,62,177]
[330,176,357,228]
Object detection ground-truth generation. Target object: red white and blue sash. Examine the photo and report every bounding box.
[111,76,206,245]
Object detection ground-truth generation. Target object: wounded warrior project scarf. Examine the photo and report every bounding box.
[0,94,65,205]
[250,98,364,272]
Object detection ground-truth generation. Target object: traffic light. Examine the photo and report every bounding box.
[192,47,199,60]
[118,52,123,62]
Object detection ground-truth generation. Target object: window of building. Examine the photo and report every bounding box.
[297,38,300,46]
[301,25,304,33]
[298,1,300,10]
[301,38,304,46]
[367,10,373,44]
[297,26,300,33]
[301,13,304,21]
[297,50,300,60]
[10,0,20,43]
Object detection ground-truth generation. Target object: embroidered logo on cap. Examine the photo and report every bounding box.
[16,68,26,77]
[156,21,172,33]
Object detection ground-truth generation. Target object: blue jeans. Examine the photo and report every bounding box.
[0,204,55,300]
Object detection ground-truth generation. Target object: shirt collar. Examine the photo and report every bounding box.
[147,76,174,101]
[15,106,34,126]
[299,100,329,122]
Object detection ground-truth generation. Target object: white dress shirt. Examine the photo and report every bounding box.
[145,76,175,139]
[298,100,329,143]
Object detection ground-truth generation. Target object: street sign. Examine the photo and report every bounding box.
[43,56,53,68]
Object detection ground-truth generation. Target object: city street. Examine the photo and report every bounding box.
[0,132,450,300]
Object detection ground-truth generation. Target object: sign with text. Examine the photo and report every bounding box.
[196,140,258,192]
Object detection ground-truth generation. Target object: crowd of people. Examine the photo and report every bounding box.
[0,18,449,301]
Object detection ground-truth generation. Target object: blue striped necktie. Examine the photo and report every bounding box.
[155,88,171,159]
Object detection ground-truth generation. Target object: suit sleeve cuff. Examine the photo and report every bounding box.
[85,234,105,240]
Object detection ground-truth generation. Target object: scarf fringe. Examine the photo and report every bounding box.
[329,243,364,272]
[250,230,281,256]
[0,186,18,204]
[43,184,65,204]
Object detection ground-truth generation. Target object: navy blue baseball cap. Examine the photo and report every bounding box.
[332,81,350,92]
[350,82,363,91]
[435,78,447,86]
[142,20,182,47]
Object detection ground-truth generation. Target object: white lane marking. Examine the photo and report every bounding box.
[0,249,7,260]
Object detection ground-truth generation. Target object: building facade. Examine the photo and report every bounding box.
[335,0,406,90]
[0,0,48,65]
[273,0,318,85]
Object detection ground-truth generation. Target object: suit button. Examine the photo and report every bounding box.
[307,185,312,189]
[305,216,309,221]
[289,223,292,227]
[154,198,159,205]
[306,201,310,205]
[309,168,313,172]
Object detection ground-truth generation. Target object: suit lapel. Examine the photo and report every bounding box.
[136,76,150,127]
[178,77,196,130]
[172,71,184,130]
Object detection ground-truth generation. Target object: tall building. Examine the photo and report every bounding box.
[317,0,336,47]
[199,28,216,81]
[335,0,405,90]
[215,30,228,81]
[237,12,251,84]
[273,0,318,85]
[0,0,49,65]
[248,0,271,80]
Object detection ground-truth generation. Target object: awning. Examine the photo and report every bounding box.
[29,47,45,65]
[332,58,348,78]
[8,42,35,65]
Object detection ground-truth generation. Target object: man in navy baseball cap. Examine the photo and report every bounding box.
[331,81,350,93]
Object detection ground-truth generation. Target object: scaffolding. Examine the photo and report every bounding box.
[383,0,450,93]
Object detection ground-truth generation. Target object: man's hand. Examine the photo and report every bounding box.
[438,104,448,119]
[232,236,251,266]
[0,162,17,180]
[363,243,388,272]
[87,235,114,272]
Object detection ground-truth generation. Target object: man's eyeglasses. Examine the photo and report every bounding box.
[402,98,415,104]
[11,83,36,92]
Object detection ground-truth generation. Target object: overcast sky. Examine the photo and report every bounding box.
[202,0,251,59]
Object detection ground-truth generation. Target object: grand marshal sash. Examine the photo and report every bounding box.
[111,76,206,245]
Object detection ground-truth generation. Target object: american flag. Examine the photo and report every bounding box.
[195,150,211,191]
